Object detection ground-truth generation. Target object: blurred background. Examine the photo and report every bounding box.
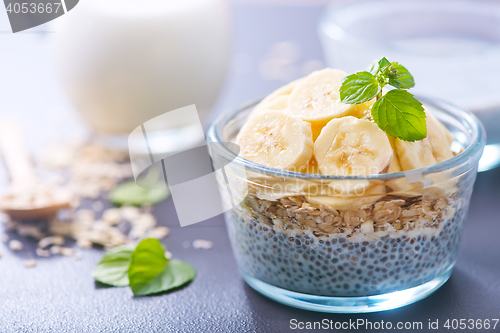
[1,0,499,177]
[0,0,499,330]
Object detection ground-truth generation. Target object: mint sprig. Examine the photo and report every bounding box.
[341,57,425,142]
[109,180,170,207]
[132,260,196,296]
[128,238,169,295]
[91,244,135,287]
[387,63,415,89]
[339,72,380,104]
[92,238,196,296]
[372,90,426,141]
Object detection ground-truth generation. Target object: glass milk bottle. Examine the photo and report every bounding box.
[50,0,231,151]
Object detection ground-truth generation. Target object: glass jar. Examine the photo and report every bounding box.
[207,96,485,313]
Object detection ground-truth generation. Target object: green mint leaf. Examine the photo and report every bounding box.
[371,89,426,141]
[131,260,196,296]
[109,180,170,207]
[91,244,135,287]
[378,57,391,71]
[387,63,415,89]
[128,238,168,296]
[367,57,390,76]
[92,239,197,296]
[340,72,380,104]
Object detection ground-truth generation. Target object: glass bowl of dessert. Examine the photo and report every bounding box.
[207,65,485,313]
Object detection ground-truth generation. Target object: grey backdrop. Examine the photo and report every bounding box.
[0,4,499,332]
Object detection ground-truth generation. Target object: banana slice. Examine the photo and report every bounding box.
[349,98,376,119]
[286,68,356,125]
[306,180,386,210]
[306,194,384,211]
[246,79,303,122]
[385,177,425,197]
[386,135,402,173]
[314,117,393,176]
[248,172,332,200]
[260,77,304,106]
[301,157,320,174]
[311,124,324,142]
[326,178,387,197]
[309,98,376,142]
[395,110,454,171]
[236,109,313,171]
[385,175,457,198]
[327,179,369,196]
[261,95,288,111]
[247,95,289,122]
[254,95,288,116]
[432,112,455,146]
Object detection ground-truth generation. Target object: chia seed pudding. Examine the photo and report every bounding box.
[225,183,468,297]
[207,65,485,309]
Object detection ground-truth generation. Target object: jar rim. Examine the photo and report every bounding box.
[207,95,486,180]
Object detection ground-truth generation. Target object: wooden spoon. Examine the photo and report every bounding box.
[0,120,71,219]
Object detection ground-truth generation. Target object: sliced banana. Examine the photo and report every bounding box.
[311,124,324,142]
[254,95,289,113]
[426,110,455,161]
[248,173,330,200]
[384,177,425,197]
[395,110,454,171]
[236,109,313,171]
[349,98,376,119]
[247,95,289,122]
[262,95,289,111]
[314,117,393,176]
[306,195,384,211]
[432,112,455,146]
[256,181,330,201]
[327,179,370,196]
[386,135,402,173]
[246,78,302,122]
[309,98,375,142]
[260,77,304,106]
[252,179,316,201]
[301,157,320,174]
[385,175,458,198]
[286,68,356,125]
[327,179,386,197]
[306,182,385,211]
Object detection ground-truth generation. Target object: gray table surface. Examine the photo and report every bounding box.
[1,4,500,333]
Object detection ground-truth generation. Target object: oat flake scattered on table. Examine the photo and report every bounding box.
[192,239,213,250]
[1,142,170,262]
[23,259,37,268]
